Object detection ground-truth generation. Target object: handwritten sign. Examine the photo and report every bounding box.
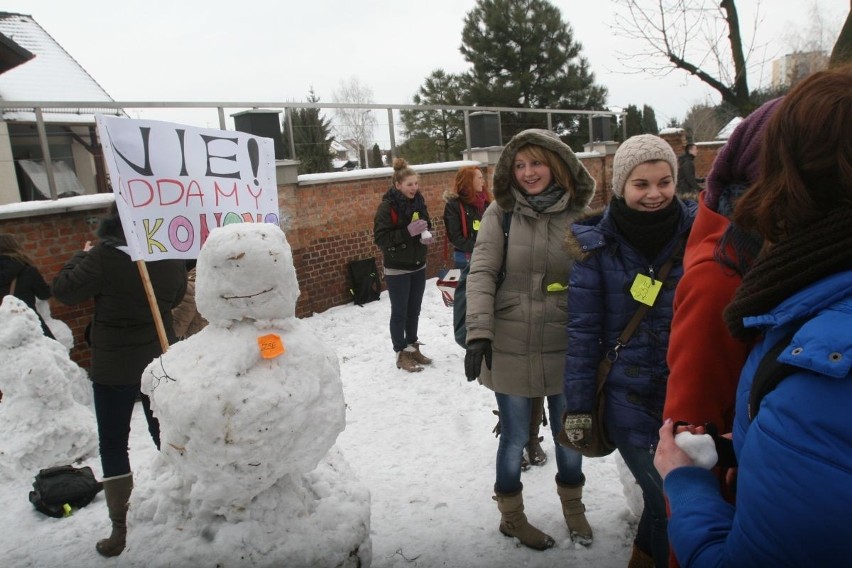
[257,334,286,359]
[96,115,279,261]
[630,273,662,306]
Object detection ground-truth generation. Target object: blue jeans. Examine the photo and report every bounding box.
[453,250,469,269]
[612,427,669,568]
[494,392,584,493]
[92,382,160,478]
[384,269,426,352]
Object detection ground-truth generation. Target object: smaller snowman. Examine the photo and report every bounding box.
[0,295,97,480]
[130,223,371,567]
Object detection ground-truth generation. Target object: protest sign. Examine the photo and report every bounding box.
[96,115,279,261]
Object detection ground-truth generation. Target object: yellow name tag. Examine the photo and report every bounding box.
[412,212,420,221]
[258,334,286,359]
[472,219,481,231]
[630,274,662,306]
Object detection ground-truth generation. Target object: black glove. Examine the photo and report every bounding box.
[464,339,492,381]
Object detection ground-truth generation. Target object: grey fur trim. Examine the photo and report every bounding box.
[492,129,596,212]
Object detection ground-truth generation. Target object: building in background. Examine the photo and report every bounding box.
[0,12,123,205]
[771,51,830,89]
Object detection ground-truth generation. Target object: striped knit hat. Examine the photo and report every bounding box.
[611,134,678,198]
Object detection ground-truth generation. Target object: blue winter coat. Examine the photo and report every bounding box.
[665,270,852,567]
[563,199,696,449]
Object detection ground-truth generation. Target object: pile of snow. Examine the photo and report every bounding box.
[0,295,97,480]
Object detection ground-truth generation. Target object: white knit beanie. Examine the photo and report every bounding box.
[611,134,678,198]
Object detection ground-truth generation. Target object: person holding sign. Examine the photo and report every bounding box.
[52,205,187,558]
[562,134,696,568]
[373,158,434,373]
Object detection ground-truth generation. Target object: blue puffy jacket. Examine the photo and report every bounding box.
[665,270,852,567]
[563,199,696,449]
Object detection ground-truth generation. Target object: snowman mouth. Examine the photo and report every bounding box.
[221,287,274,300]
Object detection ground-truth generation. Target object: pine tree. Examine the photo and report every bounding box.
[624,105,643,137]
[282,89,334,174]
[641,105,659,134]
[400,70,467,164]
[369,144,383,168]
[460,0,607,149]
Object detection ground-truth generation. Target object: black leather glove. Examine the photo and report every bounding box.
[464,339,492,381]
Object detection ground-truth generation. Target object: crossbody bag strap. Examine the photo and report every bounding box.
[596,242,683,395]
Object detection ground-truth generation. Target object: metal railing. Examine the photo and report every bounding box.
[0,100,625,199]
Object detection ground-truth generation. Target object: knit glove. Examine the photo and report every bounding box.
[464,339,492,381]
[407,219,428,236]
[562,413,593,445]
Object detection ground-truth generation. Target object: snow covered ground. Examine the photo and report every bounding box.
[1,279,640,567]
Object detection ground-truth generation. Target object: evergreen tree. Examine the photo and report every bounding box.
[281,89,334,174]
[400,70,467,163]
[624,104,643,137]
[641,105,659,134]
[459,0,607,149]
[369,143,383,168]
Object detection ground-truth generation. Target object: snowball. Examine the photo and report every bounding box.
[674,431,718,470]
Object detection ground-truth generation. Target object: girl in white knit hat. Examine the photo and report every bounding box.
[562,134,696,568]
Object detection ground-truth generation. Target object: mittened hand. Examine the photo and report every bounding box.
[562,414,593,445]
[407,219,428,236]
[464,339,492,381]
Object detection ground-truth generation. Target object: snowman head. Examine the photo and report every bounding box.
[195,223,299,325]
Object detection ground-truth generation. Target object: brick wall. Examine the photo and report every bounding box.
[0,140,718,370]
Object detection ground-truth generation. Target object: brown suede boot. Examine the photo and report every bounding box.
[396,348,423,373]
[523,397,547,469]
[628,543,655,568]
[408,342,432,365]
[555,475,593,546]
[493,485,555,550]
[96,473,133,557]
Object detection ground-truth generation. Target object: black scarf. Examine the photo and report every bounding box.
[609,198,682,262]
[386,188,428,223]
[724,204,852,340]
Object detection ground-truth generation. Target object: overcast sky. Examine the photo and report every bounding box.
[8,0,846,143]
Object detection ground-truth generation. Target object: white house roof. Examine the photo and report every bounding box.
[0,12,121,123]
[716,117,743,140]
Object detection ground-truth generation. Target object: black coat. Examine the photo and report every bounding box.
[1,255,55,338]
[373,188,431,271]
[52,218,186,386]
[442,197,482,254]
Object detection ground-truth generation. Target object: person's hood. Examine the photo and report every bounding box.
[442,187,460,202]
[492,129,596,212]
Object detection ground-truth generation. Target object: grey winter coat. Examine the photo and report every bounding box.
[465,129,596,397]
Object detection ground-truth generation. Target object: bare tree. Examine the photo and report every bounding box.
[331,77,379,169]
[612,0,765,116]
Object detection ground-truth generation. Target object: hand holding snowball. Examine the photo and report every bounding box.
[654,418,718,480]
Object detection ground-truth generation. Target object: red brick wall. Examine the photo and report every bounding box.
[0,143,716,369]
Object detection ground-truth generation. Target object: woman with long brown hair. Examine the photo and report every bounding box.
[0,233,54,338]
[655,66,852,566]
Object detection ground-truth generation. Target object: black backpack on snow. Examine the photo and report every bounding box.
[28,465,103,518]
[348,257,382,307]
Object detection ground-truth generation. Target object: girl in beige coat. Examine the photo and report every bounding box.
[464,129,595,550]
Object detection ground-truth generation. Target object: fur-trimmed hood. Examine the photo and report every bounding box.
[96,214,128,247]
[564,207,606,261]
[442,187,460,202]
[492,129,596,212]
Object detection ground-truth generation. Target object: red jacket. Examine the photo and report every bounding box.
[664,193,752,433]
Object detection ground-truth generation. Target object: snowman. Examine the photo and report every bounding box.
[0,295,97,480]
[127,223,371,567]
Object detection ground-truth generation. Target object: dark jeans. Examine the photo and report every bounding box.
[612,426,669,568]
[384,269,426,352]
[92,382,160,478]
